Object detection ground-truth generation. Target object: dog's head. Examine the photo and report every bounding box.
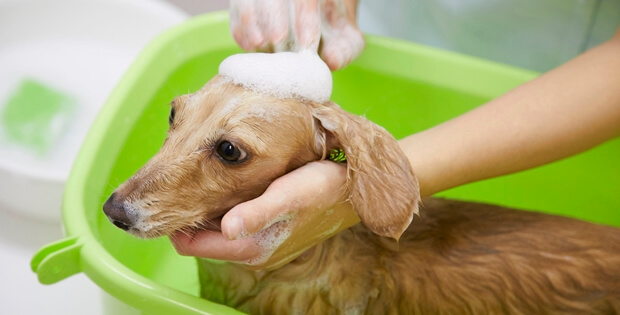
[103,75,419,240]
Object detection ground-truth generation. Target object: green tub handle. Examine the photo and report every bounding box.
[31,236,84,284]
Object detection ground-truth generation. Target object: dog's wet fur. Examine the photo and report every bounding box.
[105,76,620,314]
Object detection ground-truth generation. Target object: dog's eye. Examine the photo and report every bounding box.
[216,141,246,162]
[169,107,176,125]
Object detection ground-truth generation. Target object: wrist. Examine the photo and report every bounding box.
[397,130,460,197]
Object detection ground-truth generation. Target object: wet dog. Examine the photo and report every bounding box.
[104,76,620,314]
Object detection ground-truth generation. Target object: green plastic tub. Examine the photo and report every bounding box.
[32,11,620,315]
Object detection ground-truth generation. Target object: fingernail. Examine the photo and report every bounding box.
[225,215,246,240]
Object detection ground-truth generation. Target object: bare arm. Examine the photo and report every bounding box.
[402,30,620,196]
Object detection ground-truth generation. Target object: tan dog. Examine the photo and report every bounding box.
[104,76,620,314]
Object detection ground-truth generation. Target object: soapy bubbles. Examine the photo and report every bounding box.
[219,50,333,103]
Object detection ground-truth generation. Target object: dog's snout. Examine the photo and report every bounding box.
[103,192,133,231]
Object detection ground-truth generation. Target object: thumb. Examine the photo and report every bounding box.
[221,184,292,240]
[221,161,348,240]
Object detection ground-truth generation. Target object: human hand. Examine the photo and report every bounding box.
[171,160,360,270]
[229,0,365,70]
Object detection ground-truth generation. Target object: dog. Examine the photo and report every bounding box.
[104,75,620,314]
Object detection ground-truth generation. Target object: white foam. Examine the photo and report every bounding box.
[220,95,241,116]
[244,219,293,266]
[218,51,332,103]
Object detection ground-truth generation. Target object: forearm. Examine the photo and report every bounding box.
[401,30,620,197]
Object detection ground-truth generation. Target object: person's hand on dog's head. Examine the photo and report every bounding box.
[171,161,360,270]
[229,0,365,70]
[173,0,367,268]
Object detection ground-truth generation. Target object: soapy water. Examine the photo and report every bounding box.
[244,219,294,266]
[0,39,136,179]
[218,50,332,103]
[241,208,345,266]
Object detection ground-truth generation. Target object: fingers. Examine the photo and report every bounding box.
[230,0,290,52]
[230,0,261,50]
[320,25,365,70]
[229,0,364,69]
[222,161,347,240]
[319,0,365,70]
[260,0,290,47]
[230,0,323,53]
[221,192,288,241]
[171,220,294,268]
[291,0,321,51]
[171,230,261,262]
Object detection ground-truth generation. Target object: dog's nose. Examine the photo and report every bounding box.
[103,192,133,231]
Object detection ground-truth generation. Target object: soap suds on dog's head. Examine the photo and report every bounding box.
[218,51,332,103]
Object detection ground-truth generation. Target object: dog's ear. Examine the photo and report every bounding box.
[312,102,420,240]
